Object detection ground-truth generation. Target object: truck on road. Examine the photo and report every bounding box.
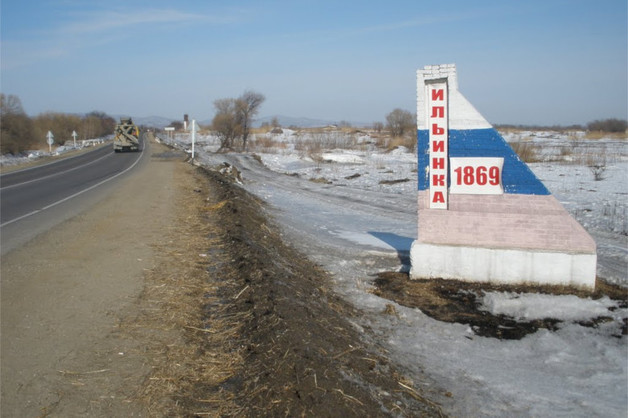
[113,118,140,152]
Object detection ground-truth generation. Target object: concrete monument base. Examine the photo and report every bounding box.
[410,241,597,289]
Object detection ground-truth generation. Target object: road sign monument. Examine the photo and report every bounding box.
[410,64,597,289]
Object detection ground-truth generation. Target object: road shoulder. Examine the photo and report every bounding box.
[0,141,188,416]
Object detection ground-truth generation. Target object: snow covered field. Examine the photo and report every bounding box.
[170,128,626,416]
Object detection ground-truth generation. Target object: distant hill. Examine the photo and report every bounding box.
[110,115,177,128]
[131,116,176,128]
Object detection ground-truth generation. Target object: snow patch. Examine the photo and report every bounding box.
[480,292,622,321]
[321,153,365,164]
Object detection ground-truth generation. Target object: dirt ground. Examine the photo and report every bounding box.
[373,273,627,340]
[124,152,445,416]
[1,139,445,416]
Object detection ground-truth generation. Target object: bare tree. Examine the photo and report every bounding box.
[168,121,184,131]
[82,111,115,138]
[1,94,37,154]
[211,90,265,151]
[586,150,608,181]
[212,98,241,151]
[386,108,414,137]
[236,90,265,151]
[81,115,100,140]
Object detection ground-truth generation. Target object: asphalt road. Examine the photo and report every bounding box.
[0,136,147,255]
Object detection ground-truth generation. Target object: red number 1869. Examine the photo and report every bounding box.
[453,165,500,186]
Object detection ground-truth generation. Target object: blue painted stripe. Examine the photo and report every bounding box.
[417,128,550,195]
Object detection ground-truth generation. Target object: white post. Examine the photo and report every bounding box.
[72,130,77,148]
[191,119,196,159]
[47,131,54,153]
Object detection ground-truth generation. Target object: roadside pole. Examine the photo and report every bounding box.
[47,131,54,154]
[191,119,196,159]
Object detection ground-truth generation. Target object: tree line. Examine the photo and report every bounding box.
[495,118,627,133]
[1,94,116,155]
[209,93,418,148]
[387,112,627,136]
[585,118,627,133]
[4,89,624,156]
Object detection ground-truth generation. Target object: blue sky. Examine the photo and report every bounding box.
[1,0,626,125]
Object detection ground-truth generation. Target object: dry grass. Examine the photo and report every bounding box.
[251,126,273,134]
[510,141,541,163]
[559,145,574,159]
[247,126,422,157]
[185,167,446,416]
[294,130,360,152]
[372,133,416,153]
[121,165,246,416]
[585,131,627,140]
[388,135,417,152]
[248,135,287,153]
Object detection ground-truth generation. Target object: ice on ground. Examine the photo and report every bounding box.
[321,153,365,164]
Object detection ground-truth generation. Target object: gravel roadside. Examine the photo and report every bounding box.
[1,140,190,416]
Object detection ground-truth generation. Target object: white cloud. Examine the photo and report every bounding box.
[59,8,207,35]
[1,7,240,70]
